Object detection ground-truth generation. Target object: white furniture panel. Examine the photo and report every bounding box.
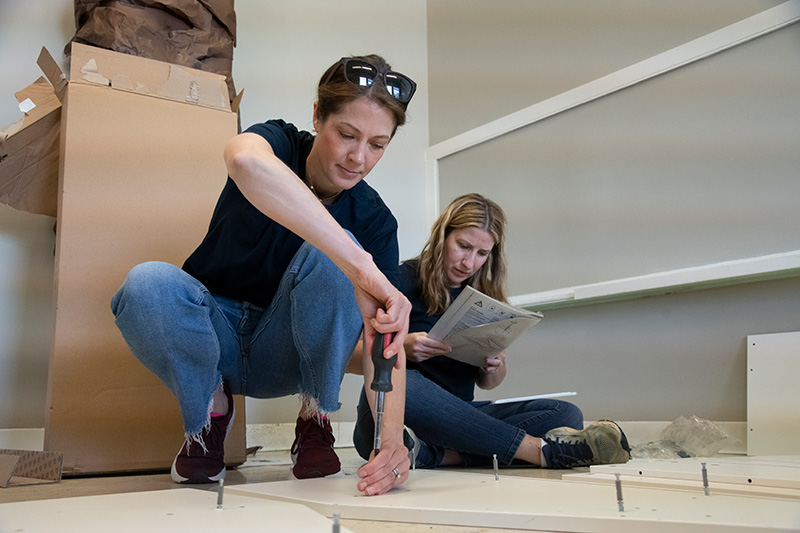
[0,487,352,532]
[228,469,800,532]
[748,331,800,456]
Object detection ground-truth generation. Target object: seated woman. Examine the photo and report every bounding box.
[353,193,631,469]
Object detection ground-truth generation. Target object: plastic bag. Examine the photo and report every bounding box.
[631,415,740,459]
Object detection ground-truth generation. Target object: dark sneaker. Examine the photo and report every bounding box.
[290,416,343,479]
[404,425,438,469]
[171,380,235,484]
[541,420,631,469]
[405,426,422,467]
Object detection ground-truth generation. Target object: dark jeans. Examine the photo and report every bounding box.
[354,369,583,467]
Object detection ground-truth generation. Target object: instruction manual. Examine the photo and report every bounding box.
[427,286,543,366]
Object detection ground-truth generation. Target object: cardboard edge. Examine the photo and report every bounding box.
[36,47,67,102]
[231,88,244,114]
[68,42,232,112]
[0,118,24,142]
[0,454,20,488]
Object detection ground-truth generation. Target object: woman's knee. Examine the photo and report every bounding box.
[295,244,349,282]
[111,261,187,316]
[561,401,584,429]
[293,231,361,287]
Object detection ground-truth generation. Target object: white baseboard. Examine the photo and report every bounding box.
[0,420,746,455]
[0,428,45,451]
[0,423,357,455]
[246,421,356,452]
[245,420,747,455]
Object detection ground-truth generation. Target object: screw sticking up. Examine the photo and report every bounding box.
[216,479,224,509]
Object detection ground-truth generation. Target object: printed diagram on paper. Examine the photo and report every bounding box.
[427,286,543,366]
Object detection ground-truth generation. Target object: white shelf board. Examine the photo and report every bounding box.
[0,487,353,533]
[747,331,800,456]
[591,457,800,490]
[562,472,800,501]
[228,469,800,532]
[509,250,800,310]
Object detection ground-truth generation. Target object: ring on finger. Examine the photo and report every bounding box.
[392,468,401,479]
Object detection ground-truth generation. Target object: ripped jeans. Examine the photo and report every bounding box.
[110,242,362,438]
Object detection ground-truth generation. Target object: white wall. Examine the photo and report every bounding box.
[0,1,429,428]
[0,0,72,429]
[426,0,799,423]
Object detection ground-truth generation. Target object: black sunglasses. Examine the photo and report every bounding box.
[323,58,417,104]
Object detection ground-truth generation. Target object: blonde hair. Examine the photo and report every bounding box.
[414,193,508,315]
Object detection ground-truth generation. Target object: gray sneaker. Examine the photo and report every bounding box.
[541,420,631,469]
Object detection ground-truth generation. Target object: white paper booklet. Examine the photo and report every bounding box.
[427,286,543,366]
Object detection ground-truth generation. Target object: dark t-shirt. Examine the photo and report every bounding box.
[399,259,479,401]
[183,120,399,308]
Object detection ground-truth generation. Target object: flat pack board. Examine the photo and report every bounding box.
[590,457,800,490]
[226,470,800,532]
[0,487,354,533]
[562,473,800,501]
[44,43,244,474]
[747,331,800,456]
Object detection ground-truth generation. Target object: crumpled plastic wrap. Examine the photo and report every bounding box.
[631,415,741,459]
[66,0,237,103]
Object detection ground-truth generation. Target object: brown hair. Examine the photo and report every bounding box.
[316,55,409,136]
[414,193,508,315]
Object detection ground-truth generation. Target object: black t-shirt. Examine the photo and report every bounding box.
[399,260,479,401]
[183,120,399,308]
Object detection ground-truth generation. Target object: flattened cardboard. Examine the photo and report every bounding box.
[44,43,244,474]
[0,449,63,488]
[0,77,61,217]
[0,454,17,487]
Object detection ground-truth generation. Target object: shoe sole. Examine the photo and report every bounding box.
[289,449,345,480]
[171,404,236,484]
[288,468,345,481]
[171,467,226,484]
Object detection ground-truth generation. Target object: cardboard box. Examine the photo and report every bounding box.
[43,43,245,474]
[0,77,61,217]
[0,49,67,217]
[70,0,237,102]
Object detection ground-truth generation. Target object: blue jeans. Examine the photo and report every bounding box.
[354,369,584,467]
[110,242,362,438]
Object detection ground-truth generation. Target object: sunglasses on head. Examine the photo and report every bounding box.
[323,57,417,104]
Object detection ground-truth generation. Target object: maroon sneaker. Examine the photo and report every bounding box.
[290,416,343,479]
[171,380,235,484]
